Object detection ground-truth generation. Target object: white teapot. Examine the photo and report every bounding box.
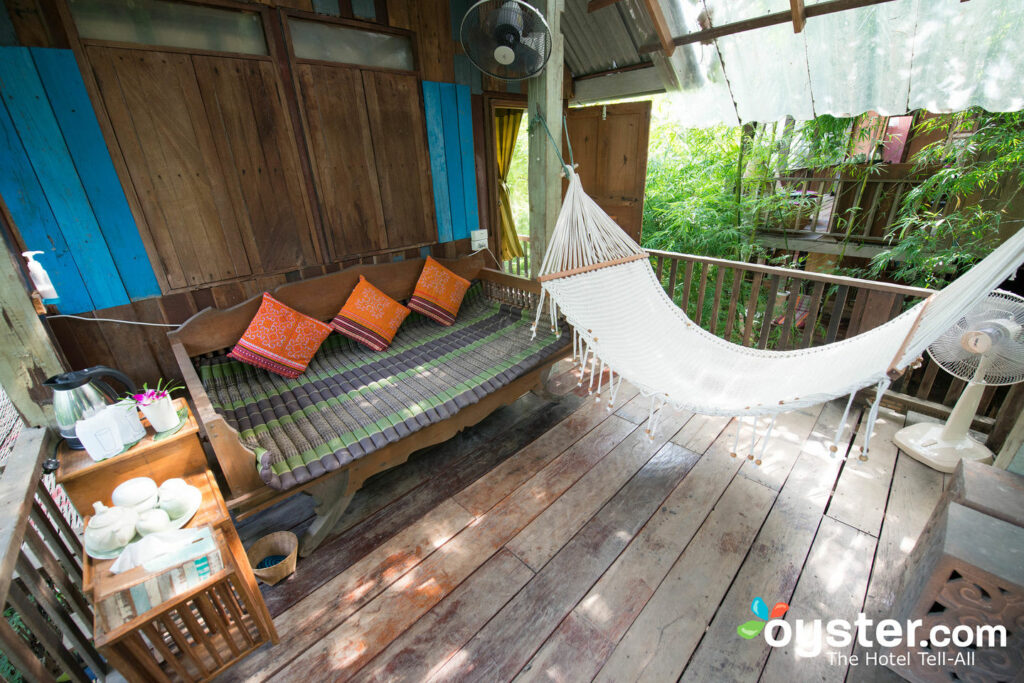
[85,502,138,554]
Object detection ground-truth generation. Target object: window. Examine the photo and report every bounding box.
[289,19,413,71]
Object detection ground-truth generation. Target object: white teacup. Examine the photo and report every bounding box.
[158,491,191,519]
[136,508,171,536]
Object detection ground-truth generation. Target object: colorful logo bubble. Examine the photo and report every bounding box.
[737,596,789,639]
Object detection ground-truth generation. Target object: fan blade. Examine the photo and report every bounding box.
[514,41,544,75]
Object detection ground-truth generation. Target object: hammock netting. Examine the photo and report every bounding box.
[533,171,1024,459]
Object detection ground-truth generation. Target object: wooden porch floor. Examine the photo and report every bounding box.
[223,360,946,682]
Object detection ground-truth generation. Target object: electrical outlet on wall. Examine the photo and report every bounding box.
[471,229,488,251]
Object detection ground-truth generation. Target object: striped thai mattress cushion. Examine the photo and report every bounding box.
[197,284,570,491]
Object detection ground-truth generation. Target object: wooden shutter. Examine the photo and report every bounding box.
[295,63,388,258]
[87,46,319,290]
[564,101,652,243]
[362,70,436,248]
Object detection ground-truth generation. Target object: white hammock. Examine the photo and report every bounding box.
[533,171,1024,460]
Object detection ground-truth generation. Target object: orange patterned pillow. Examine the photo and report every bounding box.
[228,293,332,378]
[408,256,472,326]
[331,276,411,351]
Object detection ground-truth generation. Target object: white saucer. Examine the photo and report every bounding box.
[85,535,138,560]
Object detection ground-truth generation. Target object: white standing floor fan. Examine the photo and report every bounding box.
[894,290,1024,473]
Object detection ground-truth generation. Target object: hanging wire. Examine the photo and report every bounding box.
[562,113,575,169]
[533,113,573,177]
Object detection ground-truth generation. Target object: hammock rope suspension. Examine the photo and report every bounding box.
[532,166,1024,464]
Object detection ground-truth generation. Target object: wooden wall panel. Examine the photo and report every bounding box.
[362,69,436,248]
[387,0,453,82]
[296,62,387,257]
[192,56,320,272]
[87,46,253,289]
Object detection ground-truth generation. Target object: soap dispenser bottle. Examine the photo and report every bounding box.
[22,251,58,302]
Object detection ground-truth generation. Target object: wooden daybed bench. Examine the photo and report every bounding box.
[168,255,570,555]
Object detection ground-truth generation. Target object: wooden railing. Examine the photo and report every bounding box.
[0,428,107,682]
[646,249,1024,448]
[501,235,531,276]
[749,164,931,247]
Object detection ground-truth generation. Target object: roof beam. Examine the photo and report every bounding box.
[790,0,806,32]
[638,0,897,54]
[641,0,675,56]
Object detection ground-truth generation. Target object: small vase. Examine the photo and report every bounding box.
[141,396,179,433]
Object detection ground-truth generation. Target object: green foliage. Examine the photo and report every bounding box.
[867,109,1024,287]
[505,115,530,237]
[641,117,756,260]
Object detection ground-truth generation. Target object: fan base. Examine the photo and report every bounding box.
[892,422,993,473]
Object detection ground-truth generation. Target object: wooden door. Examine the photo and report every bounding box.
[565,101,652,243]
[295,63,387,257]
[362,70,436,248]
[87,46,319,290]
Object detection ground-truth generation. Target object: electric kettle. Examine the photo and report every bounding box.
[44,366,136,449]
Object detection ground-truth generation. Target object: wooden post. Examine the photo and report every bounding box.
[527,0,564,279]
[0,247,65,427]
[790,0,806,32]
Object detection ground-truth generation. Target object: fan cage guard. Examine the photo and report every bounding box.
[926,289,1024,385]
[460,0,552,81]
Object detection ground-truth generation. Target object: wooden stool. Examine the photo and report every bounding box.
[884,502,1024,681]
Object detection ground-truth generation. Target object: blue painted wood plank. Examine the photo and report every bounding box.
[0,47,128,311]
[0,98,93,313]
[422,81,453,243]
[455,84,479,237]
[439,83,467,242]
[32,48,160,301]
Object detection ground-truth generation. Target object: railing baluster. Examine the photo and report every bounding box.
[695,264,710,326]
[656,256,665,282]
[758,275,782,349]
[944,378,967,407]
[778,279,801,349]
[915,358,940,401]
[22,522,92,629]
[723,269,743,342]
[7,578,91,683]
[709,267,725,335]
[29,500,82,586]
[800,281,826,348]
[0,614,57,682]
[825,285,849,343]
[681,261,695,315]
[14,552,99,675]
[666,260,679,305]
[742,272,764,347]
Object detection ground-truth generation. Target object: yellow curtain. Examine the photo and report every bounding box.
[495,108,526,261]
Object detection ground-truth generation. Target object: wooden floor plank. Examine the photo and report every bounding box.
[669,413,733,455]
[827,407,905,537]
[681,403,848,681]
[429,442,701,682]
[271,415,638,681]
[573,416,743,644]
[760,516,876,683]
[506,407,694,571]
[261,393,581,614]
[594,475,777,683]
[514,612,616,683]
[353,549,535,682]
[737,404,826,491]
[221,499,476,682]
[454,385,639,517]
[846,453,944,683]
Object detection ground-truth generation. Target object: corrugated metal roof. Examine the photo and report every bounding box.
[562,0,654,77]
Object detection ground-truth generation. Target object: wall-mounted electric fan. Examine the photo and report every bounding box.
[460,0,552,81]
[894,290,1024,472]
